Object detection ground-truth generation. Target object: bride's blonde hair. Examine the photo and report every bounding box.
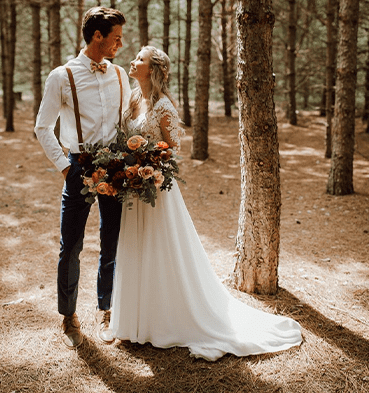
[123,46,176,124]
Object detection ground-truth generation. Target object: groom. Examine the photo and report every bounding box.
[35,7,131,348]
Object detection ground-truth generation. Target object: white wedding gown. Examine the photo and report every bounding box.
[110,97,302,361]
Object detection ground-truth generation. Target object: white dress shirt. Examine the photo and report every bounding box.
[34,51,131,172]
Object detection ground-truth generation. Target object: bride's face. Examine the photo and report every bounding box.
[129,50,151,81]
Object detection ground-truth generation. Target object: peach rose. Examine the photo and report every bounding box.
[138,166,154,179]
[83,177,94,188]
[125,166,139,179]
[155,141,169,150]
[153,170,165,188]
[127,135,147,150]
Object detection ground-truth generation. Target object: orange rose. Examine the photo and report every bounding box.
[96,182,110,195]
[127,135,147,150]
[125,166,139,179]
[138,166,154,179]
[96,182,117,196]
[155,141,169,150]
[91,167,107,183]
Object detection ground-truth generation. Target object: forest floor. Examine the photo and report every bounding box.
[0,99,369,393]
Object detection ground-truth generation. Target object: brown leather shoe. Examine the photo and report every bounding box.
[95,309,114,344]
[61,313,83,349]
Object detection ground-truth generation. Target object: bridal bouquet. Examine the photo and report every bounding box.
[78,127,184,207]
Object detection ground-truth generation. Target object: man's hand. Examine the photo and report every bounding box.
[62,166,71,180]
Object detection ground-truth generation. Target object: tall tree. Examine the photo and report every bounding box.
[177,0,181,104]
[327,0,359,195]
[163,0,170,54]
[221,0,232,117]
[232,0,280,295]
[75,0,84,56]
[139,0,150,47]
[325,0,338,158]
[287,0,297,125]
[182,0,192,126]
[191,0,213,160]
[0,0,17,131]
[30,0,42,126]
[49,0,61,69]
[227,0,236,107]
[362,26,369,133]
[49,0,61,139]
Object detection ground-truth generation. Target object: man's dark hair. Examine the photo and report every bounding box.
[82,7,126,44]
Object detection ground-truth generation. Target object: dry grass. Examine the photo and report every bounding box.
[0,100,368,392]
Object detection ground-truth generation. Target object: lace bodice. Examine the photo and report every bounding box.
[127,96,182,150]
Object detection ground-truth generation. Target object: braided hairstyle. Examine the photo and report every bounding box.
[124,46,176,125]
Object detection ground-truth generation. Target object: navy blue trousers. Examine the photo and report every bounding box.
[58,153,122,316]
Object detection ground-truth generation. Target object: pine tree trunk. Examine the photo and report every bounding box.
[227,0,236,106]
[192,0,212,160]
[327,0,359,196]
[0,0,8,118]
[1,0,16,132]
[163,0,170,54]
[287,0,297,125]
[221,0,232,117]
[177,0,181,105]
[362,28,369,133]
[49,0,61,69]
[31,1,42,127]
[49,0,61,140]
[182,0,192,126]
[325,0,338,158]
[138,0,149,47]
[75,0,84,56]
[232,0,280,295]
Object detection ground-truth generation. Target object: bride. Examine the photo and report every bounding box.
[109,46,302,361]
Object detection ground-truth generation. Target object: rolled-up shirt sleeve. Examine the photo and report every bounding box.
[34,68,70,172]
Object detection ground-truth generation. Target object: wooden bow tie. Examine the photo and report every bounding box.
[90,61,107,73]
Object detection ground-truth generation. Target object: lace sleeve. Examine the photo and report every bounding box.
[155,98,184,151]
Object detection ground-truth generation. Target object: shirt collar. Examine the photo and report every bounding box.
[77,51,110,73]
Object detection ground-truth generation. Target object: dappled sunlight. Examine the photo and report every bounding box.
[280,146,323,157]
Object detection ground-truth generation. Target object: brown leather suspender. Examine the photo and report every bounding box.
[65,64,123,152]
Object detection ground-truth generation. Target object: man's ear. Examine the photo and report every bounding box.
[92,30,103,41]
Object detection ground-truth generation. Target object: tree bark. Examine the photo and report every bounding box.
[192,0,213,160]
[363,28,369,133]
[287,0,297,125]
[221,0,232,117]
[163,0,170,54]
[75,0,84,56]
[31,0,42,127]
[49,0,61,69]
[138,0,150,47]
[1,0,16,132]
[0,0,8,118]
[327,0,359,196]
[49,0,61,139]
[227,0,236,106]
[177,0,181,104]
[232,0,280,295]
[182,0,192,126]
[325,0,338,158]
